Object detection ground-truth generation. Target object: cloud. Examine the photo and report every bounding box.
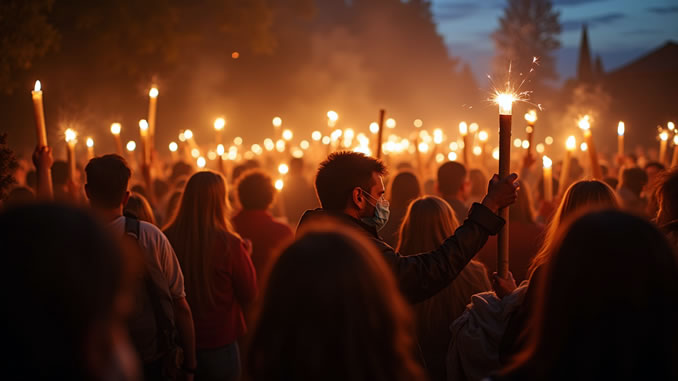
[433,2,484,22]
[561,12,626,32]
[646,6,678,14]
[551,0,607,5]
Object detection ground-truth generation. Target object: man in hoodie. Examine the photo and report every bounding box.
[297,151,518,304]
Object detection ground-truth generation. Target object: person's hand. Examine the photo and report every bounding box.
[481,173,519,213]
[492,271,517,299]
[32,145,53,171]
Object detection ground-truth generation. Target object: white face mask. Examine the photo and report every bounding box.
[359,188,390,231]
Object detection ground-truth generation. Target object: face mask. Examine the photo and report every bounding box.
[359,188,390,231]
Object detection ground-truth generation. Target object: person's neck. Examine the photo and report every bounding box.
[342,208,361,221]
[91,205,124,223]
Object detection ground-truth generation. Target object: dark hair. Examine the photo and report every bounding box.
[0,133,18,201]
[170,161,193,185]
[232,160,261,184]
[237,169,276,210]
[248,222,424,381]
[500,210,678,380]
[656,169,678,225]
[4,186,35,208]
[437,161,466,195]
[645,161,666,172]
[85,154,131,208]
[124,192,156,225]
[130,184,147,199]
[620,167,648,196]
[0,204,135,379]
[388,171,421,210]
[315,151,387,211]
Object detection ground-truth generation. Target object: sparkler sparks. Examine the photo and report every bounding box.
[488,58,541,114]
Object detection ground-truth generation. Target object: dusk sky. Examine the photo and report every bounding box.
[432,0,678,83]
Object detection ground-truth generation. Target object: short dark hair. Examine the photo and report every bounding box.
[237,169,275,210]
[437,161,466,195]
[621,167,648,196]
[315,151,387,211]
[85,154,131,208]
[645,161,666,172]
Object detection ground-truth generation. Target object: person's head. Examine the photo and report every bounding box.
[388,171,421,210]
[248,222,424,381]
[437,161,468,199]
[232,160,260,184]
[4,186,35,209]
[529,180,619,276]
[619,167,648,196]
[510,184,535,224]
[85,155,132,210]
[153,179,169,202]
[169,161,193,186]
[164,171,236,312]
[645,161,666,183]
[237,169,276,211]
[0,204,139,380]
[397,196,459,255]
[124,192,156,225]
[655,169,678,225]
[603,176,618,190]
[469,168,488,197]
[315,151,387,217]
[502,210,678,380]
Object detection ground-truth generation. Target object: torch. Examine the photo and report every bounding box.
[495,93,514,278]
[558,136,576,196]
[524,110,537,159]
[617,122,625,158]
[578,115,603,179]
[148,87,158,150]
[659,130,669,165]
[542,155,553,202]
[214,117,225,145]
[86,137,95,160]
[110,123,123,155]
[376,109,385,159]
[31,81,48,147]
[65,128,77,184]
[671,135,678,168]
[459,122,469,165]
[139,119,150,166]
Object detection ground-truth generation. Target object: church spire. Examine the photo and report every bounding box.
[577,24,593,83]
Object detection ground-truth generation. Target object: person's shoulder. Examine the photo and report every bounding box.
[138,220,171,249]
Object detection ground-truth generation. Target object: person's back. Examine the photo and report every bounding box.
[232,169,294,276]
[164,170,257,380]
[496,210,678,380]
[397,196,491,381]
[248,222,425,381]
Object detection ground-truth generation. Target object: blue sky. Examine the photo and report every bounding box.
[431,0,678,82]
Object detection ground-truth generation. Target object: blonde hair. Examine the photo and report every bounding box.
[124,192,156,225]
[528,180,619,277]
[163,171,240,312]
[397,196,459,254]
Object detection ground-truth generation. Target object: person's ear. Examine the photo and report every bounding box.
[352,187,363,208]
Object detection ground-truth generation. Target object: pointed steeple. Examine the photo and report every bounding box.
[577,24,593,84]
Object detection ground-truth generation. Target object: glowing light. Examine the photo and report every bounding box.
[282,129,293,141]
[110,123,121,135]
[448,152,458,161]
[660,131,669,141]
[264,139,274,151]
[413,119,423,128]
[272,116,282,128]
[469,123,479,133]
[369,122,379,134]
[216,144,225,156]
[149,87,159,98]
[473,146,482,156]
[86,137,94,148]
[459,122,468,136]
[278,163,289,175]
[492,147,500,160]
[207,151,217,161]
[234,136,243,145]
[521,140,530,149]
[580,142,588,152]
[433,128,443,144]
[232,52,239,59]
[418,142,429,153]
[385,118,396,129]
[566,136,577,151]
[524,110,537,123]
[65,128,77,143]
[126,141,136,152]
[312,131,322,141]
[545,136,554,145]
[251,144,263,155]
[300,140,310,150]
[513,138,522,148]
[275,179,284,191]
[478,131,489,142]
[197,157,206,168]
[344,128,355,141]
[178,132,186,142]
[214,117,225,131]
[276,139,285,152]
[536,143,545,154]
[494,93,515,115]
[34,80,41,92]
[526,126,533,134]
[578,115,591,131]
[673,135,678,145]
[543,155,552,169]
[322,136,331,145]
[191,148,200,158]
[449,142,459,151]
[669,122,675,131]
[327,110,339,126]
[139,119,149,134]
[617,121,625,136]
[292,148,304,158]
[184,129,194,140]
[436,153,445,163]
[169,142,178,152]
[331,129,343,141]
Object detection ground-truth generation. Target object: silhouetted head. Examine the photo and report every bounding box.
[85,155,131,209]
[388,171,421,210]
[437,161,467,197]
[620,167,648,196]
[397,196,459,255]
[237,169,276,211]
[248,222,423,381]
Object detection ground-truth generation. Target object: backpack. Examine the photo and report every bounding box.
[124,216,184,380]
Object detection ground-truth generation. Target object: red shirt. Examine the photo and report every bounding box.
[232,209,294,277]
[193,233,257,349]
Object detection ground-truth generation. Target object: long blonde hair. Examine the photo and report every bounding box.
[397,196,459,254]
[163,171,239,312]
[528,180,619,277]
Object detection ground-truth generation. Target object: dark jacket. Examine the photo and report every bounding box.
[297,203,504,304]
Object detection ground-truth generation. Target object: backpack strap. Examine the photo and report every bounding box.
[124,216,176,354]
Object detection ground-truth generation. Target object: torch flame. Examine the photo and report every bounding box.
[65,128,77,143]
[327,110,339,122]
[86,137,94,148]
[617,122,625,136]
[34,80,42,92]
[184,129,193,140]
[524,110,537,123]
[139,119,149,131]
[214,117,226,131]
[275,179,284,191]
[478,131,489,142]
[494,93,515,115]
[169,142,178,152]
[272,116,282,128]
[660,131,669,141]
[578,115,591,131]
[110,123,121,135]
[149,87,159,98]
[385,118,396,129]
[459,122,468,136]
[369,123,379,134]
[566,136,577,151]
[542,155,552,169]
[668,122,675,131]
[126,140,136,152]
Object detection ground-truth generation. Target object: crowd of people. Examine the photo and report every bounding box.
[1,131,677,380]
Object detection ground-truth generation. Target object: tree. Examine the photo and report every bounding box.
[492,0,561,92]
